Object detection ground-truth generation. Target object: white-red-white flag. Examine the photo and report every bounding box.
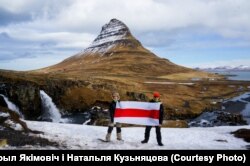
[114,101,161,126]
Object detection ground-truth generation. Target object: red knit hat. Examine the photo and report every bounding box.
[153,91,160,98]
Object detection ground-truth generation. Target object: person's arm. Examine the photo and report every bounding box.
[109,101,115,123]
[159,104,164,125]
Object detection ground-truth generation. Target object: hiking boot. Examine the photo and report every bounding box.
[117,133,122,140]
[158,142,164,146]
[141,139,148,144]
[105,133,111,142]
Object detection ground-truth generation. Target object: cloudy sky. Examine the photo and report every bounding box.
[0,0,250,71]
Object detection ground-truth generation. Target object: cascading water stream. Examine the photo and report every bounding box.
[39,90,62,123]
[0,94,24,119]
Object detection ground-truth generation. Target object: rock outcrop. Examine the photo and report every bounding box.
[0,77,41,120]
[0,96,42,134]
[188,111,247,127]
[231,128,250,143]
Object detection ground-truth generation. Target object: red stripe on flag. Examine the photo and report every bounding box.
[114,108,159,119]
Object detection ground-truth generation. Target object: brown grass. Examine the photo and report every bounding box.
[162,120,188,128]
[158,71,223,80]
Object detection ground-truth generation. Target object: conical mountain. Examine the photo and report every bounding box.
[36,18,192,77]
[80,18,143,55]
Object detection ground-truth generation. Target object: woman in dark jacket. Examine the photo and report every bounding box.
[105,92,122,142]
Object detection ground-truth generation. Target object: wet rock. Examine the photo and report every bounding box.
[0,95,7,107]
[61,112,90,124]
[188,111,247,127]
[86,106,109,125]
[37,117,53,122]
[0,127,59,148]
[242,96,250,102]
[1,105,43,134]
[231,128,250,143]
[1,82,41,120]
[126,92,148,101]
[215,139,228,143]
[0,116,8,124]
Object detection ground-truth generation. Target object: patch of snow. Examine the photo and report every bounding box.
[0,120,249,150]
[4,119,23,131]
[0,112,9,117]
[227,92,250,102]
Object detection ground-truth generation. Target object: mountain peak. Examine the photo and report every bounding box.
[102,18,129,33]
[83,18,141,55]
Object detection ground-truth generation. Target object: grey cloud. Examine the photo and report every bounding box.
[137,31,177,48]
[40,41,57,48]
[0,7,32,26]
[0,52,34,61]
[134,26,196,48]
[0,32,11,40]
[0,32,78,62]
[0,32,46,61]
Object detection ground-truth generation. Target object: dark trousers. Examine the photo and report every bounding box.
[107,123,121,134]
[143,126,162,143]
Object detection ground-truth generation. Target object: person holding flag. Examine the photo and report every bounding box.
[105,92,122,142]
[141,91,164,146]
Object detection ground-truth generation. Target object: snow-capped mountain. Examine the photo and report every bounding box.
[36,18,192,75]
[195,65,250,71]
[83,19,139,54]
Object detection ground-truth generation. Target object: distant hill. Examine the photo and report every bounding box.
[195,65,250,72]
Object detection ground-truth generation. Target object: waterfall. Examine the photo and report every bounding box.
[39,90,61,123]
[0,94,24,119]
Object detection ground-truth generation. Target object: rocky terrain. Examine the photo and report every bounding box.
[0,126,59,149]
